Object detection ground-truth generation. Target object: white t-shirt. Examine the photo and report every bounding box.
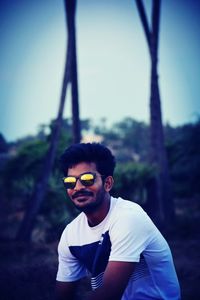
[57,197,180,299]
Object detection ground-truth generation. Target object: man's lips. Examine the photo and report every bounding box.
[72,191,94,200]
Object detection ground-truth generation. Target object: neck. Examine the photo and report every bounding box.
[86,194,111,227]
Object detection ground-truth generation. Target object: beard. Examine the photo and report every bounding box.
[71,187,107,213]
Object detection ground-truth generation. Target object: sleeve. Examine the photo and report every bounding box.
[109,204,153,262]
[56,227,87,282]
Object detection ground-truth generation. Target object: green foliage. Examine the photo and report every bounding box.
[0,133,8,153]
[112,162,155,205]
[1,120,75,240]
[3,139,48,201]
[166,120,200,197]
[2,118,73,202]
[94,117,149,161]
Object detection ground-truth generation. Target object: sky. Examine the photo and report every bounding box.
[0,0,200,142]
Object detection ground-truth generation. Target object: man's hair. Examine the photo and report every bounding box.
[60,143,116,178]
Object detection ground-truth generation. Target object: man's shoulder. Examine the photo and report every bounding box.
[111,197,145,216]
[110,197,153,228]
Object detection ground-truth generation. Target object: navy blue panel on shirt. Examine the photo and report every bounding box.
[69,231,111,277]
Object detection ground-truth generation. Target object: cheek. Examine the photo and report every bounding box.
[91,184,105,194]
[66,189,73,198]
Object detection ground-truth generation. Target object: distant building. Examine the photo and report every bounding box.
[81,134,103,143]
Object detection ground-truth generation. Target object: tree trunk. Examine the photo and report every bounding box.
[16,3,73,242]
[65,0,81,143]
[136,0,174,227]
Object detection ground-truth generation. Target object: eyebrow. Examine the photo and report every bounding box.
[66,171,96,177]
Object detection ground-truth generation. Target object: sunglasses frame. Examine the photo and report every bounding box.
[63,172,97,189]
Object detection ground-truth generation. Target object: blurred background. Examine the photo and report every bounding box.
[0,0,200,299]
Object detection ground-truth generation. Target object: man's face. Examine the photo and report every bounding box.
[65,162,107,213]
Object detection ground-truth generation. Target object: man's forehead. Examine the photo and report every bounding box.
[67,161,97,174]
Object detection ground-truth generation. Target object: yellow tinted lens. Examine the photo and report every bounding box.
[64,176,76,183]
[80,173,95,186]
[63,176,77,189]
[81,174,94,181]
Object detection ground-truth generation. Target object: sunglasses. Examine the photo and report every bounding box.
[63,172,97,189]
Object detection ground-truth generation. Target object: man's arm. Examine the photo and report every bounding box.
[85,261,135,300]
[55,280,79,300]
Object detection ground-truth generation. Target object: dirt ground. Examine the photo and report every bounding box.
[0,235,200,300]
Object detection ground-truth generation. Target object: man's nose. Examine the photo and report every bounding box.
[74,178,85,190]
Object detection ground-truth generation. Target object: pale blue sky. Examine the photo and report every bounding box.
[0,0,200,141]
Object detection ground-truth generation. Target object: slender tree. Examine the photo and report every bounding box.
[135,0,174,227]
[16,0,77,241]
[65,0,81,143]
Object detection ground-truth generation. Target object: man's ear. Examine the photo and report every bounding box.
[104,176,114,192]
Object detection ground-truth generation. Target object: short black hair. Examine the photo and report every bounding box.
[60,143,116,178]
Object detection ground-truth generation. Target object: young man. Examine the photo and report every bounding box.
[56,143,180,300]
